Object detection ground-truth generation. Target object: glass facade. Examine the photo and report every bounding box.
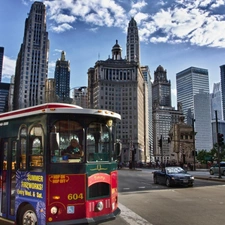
[176,67,212,151]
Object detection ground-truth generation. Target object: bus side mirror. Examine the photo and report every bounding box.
[115,142,121,156]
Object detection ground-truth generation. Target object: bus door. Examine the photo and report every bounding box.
[0,138,17,220]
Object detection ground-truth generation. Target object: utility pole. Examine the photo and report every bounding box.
[215,110,222,178]
[192,118,196,171]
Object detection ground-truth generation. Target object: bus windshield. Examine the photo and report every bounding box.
[50,119,116,163]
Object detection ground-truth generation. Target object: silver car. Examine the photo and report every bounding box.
[209,162,225,175]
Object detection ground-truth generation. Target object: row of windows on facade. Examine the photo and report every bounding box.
[35,14,43,22]
[180,135,193,139]
[102,75,133,81]
[100,102,137,109]
[23,97,43,102]
[100,90,136,95]
[25,43,47,52]
[101,68,134,74]
[100,96,137,101]
[101,86,136,90]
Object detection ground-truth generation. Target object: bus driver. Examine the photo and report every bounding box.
[62,139,84,159]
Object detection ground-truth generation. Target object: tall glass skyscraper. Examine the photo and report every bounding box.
[54,51,70,102]
[176,67,212,151]
[176,67,209,124]
[211,82,222,120]
[13,2,49,109]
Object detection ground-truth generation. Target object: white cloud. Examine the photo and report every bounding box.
[2,56,16,79]
[45,0,127,31]
[50,14,76,24]
[50,23,74,33]
[42,0,225,48]
[88,27,99,32]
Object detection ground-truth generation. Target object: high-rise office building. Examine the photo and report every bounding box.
[176,67,212,151]
[176,67,209,124]
[72,87,88,108]
[54,51,70,102]
[141,66,153,162]
[152,65,171,107]
[0,47,4,82]
[13,2,49,109]
[88,19,149,163]
[0,83,10,112]
[126,17,140,63]
[152,65,183,162]
[220,65,225,120]
[211,82,223,120]
[194,91,212,150]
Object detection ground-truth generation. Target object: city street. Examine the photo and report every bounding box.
[1,168,224,225]
[101,168,225,225]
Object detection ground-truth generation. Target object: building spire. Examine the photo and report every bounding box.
[126,17,140,63]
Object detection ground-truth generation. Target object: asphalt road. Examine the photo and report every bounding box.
[101,168,225,225]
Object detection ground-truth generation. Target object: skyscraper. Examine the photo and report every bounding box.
[176,67,212,151]
[0,47,4,82]
[54,51,70,102]
[220,65,225,120]
[141,66,153,162]
[152,65,183,162]
[152,65,171,107]
[126,17,140,63]
[14,2,49,109]
[88,19,149,164]
[176,67,209,124]
[211,82,223,120]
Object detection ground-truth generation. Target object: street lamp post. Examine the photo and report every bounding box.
[215,110,222,179]
[192,118,196,171]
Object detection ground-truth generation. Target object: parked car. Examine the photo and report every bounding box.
[152,166,194,187]
[209,162,225,175]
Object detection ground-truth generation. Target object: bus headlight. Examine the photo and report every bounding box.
[50,206,58,215]
[96,201,104,211]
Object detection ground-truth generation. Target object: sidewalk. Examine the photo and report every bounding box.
[189,169,225,182]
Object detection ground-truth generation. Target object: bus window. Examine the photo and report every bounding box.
[50,120,84,163]
[19,126,27,170]
[29,125,43,169]
[20,138,27,169]
[87,122,111,162]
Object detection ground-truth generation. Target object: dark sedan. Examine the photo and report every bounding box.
[153,166,194,187]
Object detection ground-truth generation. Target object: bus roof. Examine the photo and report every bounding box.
[0,103,121,121]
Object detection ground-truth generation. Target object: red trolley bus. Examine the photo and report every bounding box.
[0,103,121,225]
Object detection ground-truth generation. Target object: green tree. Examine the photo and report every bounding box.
[196,150,211,163]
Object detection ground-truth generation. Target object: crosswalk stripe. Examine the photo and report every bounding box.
[119,203,153,225]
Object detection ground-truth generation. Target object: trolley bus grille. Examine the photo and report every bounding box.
[89,182,110,198]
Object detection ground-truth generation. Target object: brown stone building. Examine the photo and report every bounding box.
[169,115,195,164]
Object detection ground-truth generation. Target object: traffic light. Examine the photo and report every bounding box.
[218,133,224,146]
[158,138,162,147]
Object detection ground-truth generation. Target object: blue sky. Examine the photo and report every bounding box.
[1,0,225,107]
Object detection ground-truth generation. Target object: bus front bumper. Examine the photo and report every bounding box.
[46,207,121,225]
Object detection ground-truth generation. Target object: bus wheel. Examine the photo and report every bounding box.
[18,204,38,225]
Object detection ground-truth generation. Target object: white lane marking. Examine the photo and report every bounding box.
[123,188,130,190]
[138,186,146,189]
[119,203,153,225]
